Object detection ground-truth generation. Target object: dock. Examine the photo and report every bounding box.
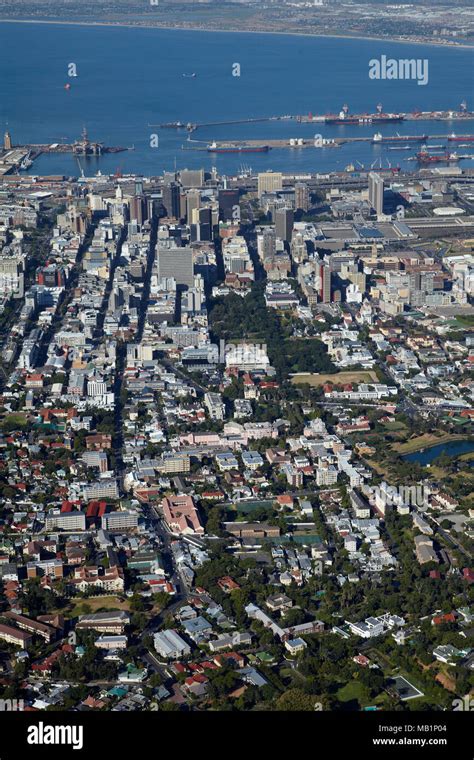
[166,108,474,133]
[184,134,474,152]
[0,129,131,173]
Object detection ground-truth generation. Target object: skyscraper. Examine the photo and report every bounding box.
[295,182,310,212]
[186,190,201,223]
[218,189,240,221]
[257,171,283,199]
[275,208,294,243]
[129,195,145,225]
[162,182,181,219]
[156,246,194,288]
[319,262,332,303]
[258,228,276,260]
[368,173,385,216]
[179,169,205,188]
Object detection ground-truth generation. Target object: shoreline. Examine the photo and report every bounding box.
[1,17,474,50]
[394,433,470,456]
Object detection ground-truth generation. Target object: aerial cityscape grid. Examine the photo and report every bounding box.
[0,1,473,751]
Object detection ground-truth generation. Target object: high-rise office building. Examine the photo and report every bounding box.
[218,189,240,221]
[0,256,24,298]
[257,171,283,199]
[295,182,310,212]
[275,207,294,243]
[368,173,385,215]
[186,190,201,223]
[319,262,332,303]
[257,228,277,260]
[129,195,145,225]
[190,207,212,242]
[179,169,205,188]
[162,182,181,219]
[156,246,194,288]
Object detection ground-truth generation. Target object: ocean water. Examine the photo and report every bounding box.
[0,22,473,175]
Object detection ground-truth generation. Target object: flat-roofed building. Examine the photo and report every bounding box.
[45,511,86,532]
[154,629,191,660]
[101,511,139,531]
[258,171,283,199]
[0,622,33,648]
[4,612,56,643]
[76,611,130,635]
[94,635,128,650]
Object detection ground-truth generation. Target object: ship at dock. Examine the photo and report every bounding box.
[325,103,403,126]
[372,132,428,144]
[416,150,460,164]
[448,133,474,143]
[72,127,128,156]
[207,142,270,154]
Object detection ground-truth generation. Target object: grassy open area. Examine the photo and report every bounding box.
[453,314,474,328]
[291,370,378,386]
[337,680,371,706]
[0,412,28,431]
[381,421,407,432]
[459,451,474,463]
[392,433,468,455]
[68,595,130,617]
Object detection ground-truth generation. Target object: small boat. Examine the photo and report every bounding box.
[182,73,196,78]
[64,83,71,90]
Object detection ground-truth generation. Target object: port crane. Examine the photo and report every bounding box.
[75,156,84,178]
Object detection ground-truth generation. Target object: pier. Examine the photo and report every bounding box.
[183,134,474,153]
[0,129,130,174]
[159,108,474,133]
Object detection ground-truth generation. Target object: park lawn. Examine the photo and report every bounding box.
[382,421,407,432]
[291,370,378,387]
[337,680,371,706]
[0,412,28,429]
[454,314,474,328]
[68,595,130,617]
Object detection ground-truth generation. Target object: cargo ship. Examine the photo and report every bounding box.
[372,132,428,144]
[448,133,474,142]
[207,142,270,154]
[416,150,459,164]
[325,103,403,126]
